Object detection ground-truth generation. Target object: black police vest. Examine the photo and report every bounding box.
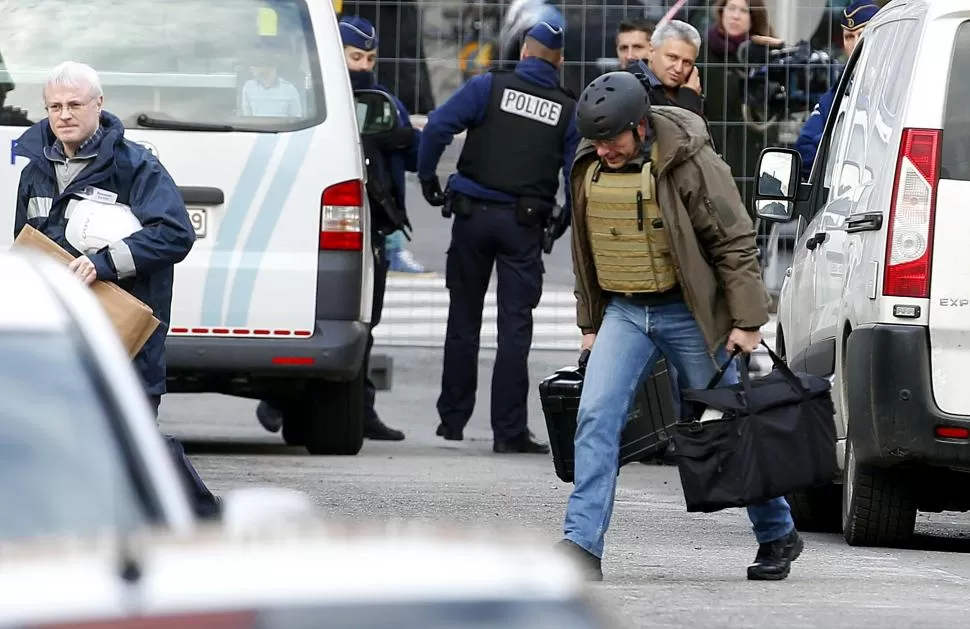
[456,70,575,201]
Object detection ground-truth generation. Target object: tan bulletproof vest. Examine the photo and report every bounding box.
[583,148,678,294]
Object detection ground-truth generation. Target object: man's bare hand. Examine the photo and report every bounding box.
[686,67,702,94]
[581,333,596,352]
[726,328,762,354]
[68,255,97,286]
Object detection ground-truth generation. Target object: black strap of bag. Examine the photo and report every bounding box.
[704,341,808,400]
[578,348,591,375]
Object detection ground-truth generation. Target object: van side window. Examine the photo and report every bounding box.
[819,42,868,194]
[941,21,970,181]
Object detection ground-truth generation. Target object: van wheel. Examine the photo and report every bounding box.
[842,439,917,547]
[303,371,365,456]
[281,415,308,447]
[787,484,842,533]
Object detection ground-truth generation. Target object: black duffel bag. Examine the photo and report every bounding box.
[671,342,839,513]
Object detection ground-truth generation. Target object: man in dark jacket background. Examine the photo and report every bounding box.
[627,20,705,117]
[13,60,219,519]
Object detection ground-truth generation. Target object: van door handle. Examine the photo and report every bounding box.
[845,212,883,233]
[179,186,225,205]
[806,232,827,250]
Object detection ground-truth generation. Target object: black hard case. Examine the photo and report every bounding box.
[539,354,678,483]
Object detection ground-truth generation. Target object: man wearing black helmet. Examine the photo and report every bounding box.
[555,71,800,582]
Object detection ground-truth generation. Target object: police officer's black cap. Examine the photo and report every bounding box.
[576,71,651,141]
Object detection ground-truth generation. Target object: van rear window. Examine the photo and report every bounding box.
[0,0,324,133]
[942,21,970,180]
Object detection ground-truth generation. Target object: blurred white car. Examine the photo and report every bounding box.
[0,251,314,544]
[0,522,617,629]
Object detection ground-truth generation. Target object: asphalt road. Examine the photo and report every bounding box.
[162,346,970,629]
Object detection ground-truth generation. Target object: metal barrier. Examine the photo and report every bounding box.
[345,0,878,353]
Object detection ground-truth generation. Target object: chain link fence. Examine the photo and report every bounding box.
[349,0,889,351]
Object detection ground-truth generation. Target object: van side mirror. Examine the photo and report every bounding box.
[354,89,400,135]
[753,147,802,223]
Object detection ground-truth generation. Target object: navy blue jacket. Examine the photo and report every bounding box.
[417,57,580,226]
[794,85,836,180]
[351,71,419,215]
[13,111,195,396]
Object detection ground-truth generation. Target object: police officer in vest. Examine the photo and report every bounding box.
[417,20,580,453]
[556,71,799,581]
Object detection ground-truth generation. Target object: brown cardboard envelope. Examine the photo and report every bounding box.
[11,225,161,358]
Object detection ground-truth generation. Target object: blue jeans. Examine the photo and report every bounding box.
[563,298,794,558]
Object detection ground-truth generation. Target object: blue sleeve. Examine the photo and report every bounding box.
[794,89,834,179]
[392,95,420,173]
[417,73,493,181]
[14,174,28,239]
[560,110,581,227]
[89,156,196,282]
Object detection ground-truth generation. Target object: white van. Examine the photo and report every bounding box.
[752,0,970,547]
[0,0,375,455]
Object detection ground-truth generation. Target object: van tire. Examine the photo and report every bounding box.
[787,484,842,533]
[842,439,917,547]
[281,416,307,447]
[304,371,365,456]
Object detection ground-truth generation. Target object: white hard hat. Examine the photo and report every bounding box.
[65,199,143,255]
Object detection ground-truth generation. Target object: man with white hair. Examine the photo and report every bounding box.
[626,20,705,116]
[12,61,221,519]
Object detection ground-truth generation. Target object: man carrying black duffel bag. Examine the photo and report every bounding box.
[555,71,800,583]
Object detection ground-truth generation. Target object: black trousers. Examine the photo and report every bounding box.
[436,198,544,441]
[149,395,219,518]
[363,241,388,427]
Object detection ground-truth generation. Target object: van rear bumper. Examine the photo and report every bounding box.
[164,319,369,383]
[846,323,970,469]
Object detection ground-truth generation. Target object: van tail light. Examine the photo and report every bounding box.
[320,180,363,251]
[883,128,942,299]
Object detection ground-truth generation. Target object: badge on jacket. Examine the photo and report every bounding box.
[76,186,118,205]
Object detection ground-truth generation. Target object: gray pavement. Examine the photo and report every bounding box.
[161,346,970,629]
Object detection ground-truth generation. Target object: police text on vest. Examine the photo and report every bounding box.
[499,89,562,126]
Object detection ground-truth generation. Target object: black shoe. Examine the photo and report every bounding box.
[747,529,804,581]
[493,432,550,454]
[364,417,405,441]
[198,495,223,521]
[256,401,283,433]
[435,423,464,441]
[555,539,603,581]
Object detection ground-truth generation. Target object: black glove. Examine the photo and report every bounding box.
[542,206,568,254]
[421,176,446,206]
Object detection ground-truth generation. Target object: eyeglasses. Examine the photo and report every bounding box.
[45,98,95,116]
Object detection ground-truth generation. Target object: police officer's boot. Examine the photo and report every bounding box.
[747,529,804,581]
[493,430,550,454]
[364,416,405,441]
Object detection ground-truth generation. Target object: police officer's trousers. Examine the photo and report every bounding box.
[149,395,220,519]
[437,195,544,441]
[363,239,388,427]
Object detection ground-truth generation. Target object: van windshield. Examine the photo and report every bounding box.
[0,0,324,133]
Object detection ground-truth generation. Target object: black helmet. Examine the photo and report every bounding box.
[576,71,650,140]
